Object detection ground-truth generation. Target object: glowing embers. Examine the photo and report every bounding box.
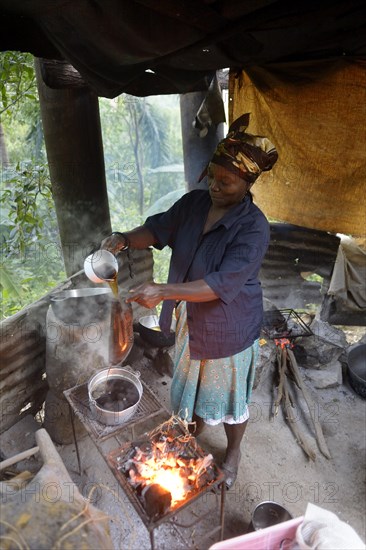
[110,416,220,519]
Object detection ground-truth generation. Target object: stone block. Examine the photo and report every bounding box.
[305,360,343,388]
[0,414,42,473]
[0,414,41,459]
[310,318,348,348]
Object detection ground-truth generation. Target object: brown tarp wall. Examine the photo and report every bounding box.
[229,60,366,237]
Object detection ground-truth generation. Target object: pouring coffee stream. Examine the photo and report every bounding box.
[84,251,134,397]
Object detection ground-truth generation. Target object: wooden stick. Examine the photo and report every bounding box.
[283,378,316,461]
[274,347,287,416]
[0,446,39,471]
[287,348,331,459]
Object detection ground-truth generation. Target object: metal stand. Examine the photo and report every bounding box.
[68,403,82,476]
[64,382,226,549]
[145,484,225,550]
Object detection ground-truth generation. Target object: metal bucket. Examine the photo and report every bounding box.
[88,367,143,425]
[249,501,293,532]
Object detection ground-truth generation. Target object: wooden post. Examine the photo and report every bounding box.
[180,91,224,191]
[35,59,111,276]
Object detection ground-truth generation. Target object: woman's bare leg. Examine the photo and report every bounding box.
[189,413,205,436]
[223,420,248,473]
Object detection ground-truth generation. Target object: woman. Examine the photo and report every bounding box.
[101,113,278,488]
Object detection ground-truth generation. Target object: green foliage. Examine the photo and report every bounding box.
[0,163,66,319]
[0,52,184,319]
[1,52,45,164]
[0,51,37,120]
[100,94,185,286]
[0,52,65,319]
[302,272,324,283]
[2,164,52,254]
[100,94,185,218]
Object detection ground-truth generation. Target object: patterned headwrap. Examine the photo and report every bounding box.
[202,113,278,183]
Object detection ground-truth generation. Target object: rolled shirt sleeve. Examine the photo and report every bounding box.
[144,193,190,250]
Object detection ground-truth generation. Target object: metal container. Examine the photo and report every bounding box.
[250,501,293,531]
[50,287,112,324]
[138,314,175,348]
[84,250,119,283]
[88,367,143,425]
[347,343,366,399]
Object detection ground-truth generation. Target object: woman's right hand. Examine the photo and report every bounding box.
[100,232,128,255]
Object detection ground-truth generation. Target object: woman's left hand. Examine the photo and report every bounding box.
[126,282,164,309]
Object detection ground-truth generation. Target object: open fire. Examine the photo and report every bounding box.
[109,416,220,519]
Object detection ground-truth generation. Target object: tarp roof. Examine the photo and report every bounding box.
[1,0,366,98]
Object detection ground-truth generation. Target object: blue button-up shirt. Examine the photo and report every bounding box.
[144,189,270,359]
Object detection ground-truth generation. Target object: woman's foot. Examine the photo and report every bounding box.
[221,449,242,489]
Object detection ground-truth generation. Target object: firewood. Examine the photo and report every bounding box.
[283,379,316,461]
[0,446,39,471]
[274,347,287,416]
[286,348,331,459]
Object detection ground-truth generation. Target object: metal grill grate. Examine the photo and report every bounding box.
[262,308,313,340]
[64,380,165,441]
[106,423,225,529]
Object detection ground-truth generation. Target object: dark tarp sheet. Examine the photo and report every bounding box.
[1,0,366,97]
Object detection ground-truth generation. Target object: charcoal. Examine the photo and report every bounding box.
[138,441,152,454]
[196,472,210,489]
[92,379,139,412]
[141,484,171,519]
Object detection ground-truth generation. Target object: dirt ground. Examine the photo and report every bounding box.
[204,353,366,543]
[54,325,366,549]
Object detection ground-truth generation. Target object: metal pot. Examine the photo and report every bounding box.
[88,366,143,425]
[347,343,366,399]
[50,287,112,324]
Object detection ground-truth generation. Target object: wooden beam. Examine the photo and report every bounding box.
[35,59,111,276]
[39,58,87,89]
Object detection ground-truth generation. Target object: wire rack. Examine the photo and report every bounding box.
[262,308,313,341]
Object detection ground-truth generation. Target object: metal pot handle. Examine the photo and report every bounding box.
[120,365,141,378]
[50,295,67,302]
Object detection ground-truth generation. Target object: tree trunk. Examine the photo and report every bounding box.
[126,103,144,215]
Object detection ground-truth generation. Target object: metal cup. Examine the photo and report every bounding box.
[84,250,118,283]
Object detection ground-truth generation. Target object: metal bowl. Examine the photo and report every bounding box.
[138,314,175,348]
[88,366,143,425]
[347,343,366,399]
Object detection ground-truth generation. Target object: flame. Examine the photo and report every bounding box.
[129,445,213,506]
[140,464,186,504]
[123,416,215,509]
[274,337,293,349]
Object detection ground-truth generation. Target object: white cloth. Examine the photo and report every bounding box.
[328,235,366,311]
[203,407,250,426]
[295,503,365,550]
